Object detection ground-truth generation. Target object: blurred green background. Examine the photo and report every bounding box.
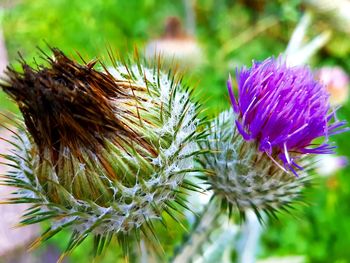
[0,0,350,262]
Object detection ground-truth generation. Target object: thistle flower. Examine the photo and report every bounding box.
[200,57,347,218]
[0,48,203,259]
[228,58,346,174]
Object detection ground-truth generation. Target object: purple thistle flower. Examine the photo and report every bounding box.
[228,57,348,175]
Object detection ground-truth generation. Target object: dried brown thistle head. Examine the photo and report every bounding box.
[0,48,137,161]
[0,47,203,259]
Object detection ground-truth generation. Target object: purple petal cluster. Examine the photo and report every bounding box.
[228,57,347,174]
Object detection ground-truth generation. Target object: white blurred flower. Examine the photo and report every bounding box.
[145,17,203,69]
[316,154,348,177]
[316,66,349,106]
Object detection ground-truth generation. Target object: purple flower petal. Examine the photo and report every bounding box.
[227,75,239,113]
[229,57,347,174]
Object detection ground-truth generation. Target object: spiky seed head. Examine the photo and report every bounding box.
[0,48,202,258]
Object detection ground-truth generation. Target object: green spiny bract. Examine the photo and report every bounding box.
[0,48,203,259]
[199,110,309,220]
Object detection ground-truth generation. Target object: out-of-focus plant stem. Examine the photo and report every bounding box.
[284,12,331,66]
[218,16,278,61]
[183,0,196,35]
[237,210,264,263]
[172,200,220,263]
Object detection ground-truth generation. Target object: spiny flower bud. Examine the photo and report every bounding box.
[0,48,202,258]
[200,57,347,218]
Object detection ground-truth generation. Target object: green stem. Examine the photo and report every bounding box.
[171,199,220,263]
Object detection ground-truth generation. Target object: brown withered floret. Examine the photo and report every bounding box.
[0,48,148,163]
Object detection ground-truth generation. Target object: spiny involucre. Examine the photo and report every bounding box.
[0,48,204,259]
[200,57,348,219]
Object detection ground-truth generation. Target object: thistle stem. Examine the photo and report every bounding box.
[237,210,265,263]
[183,0,196,35]
[171,199,220,263]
